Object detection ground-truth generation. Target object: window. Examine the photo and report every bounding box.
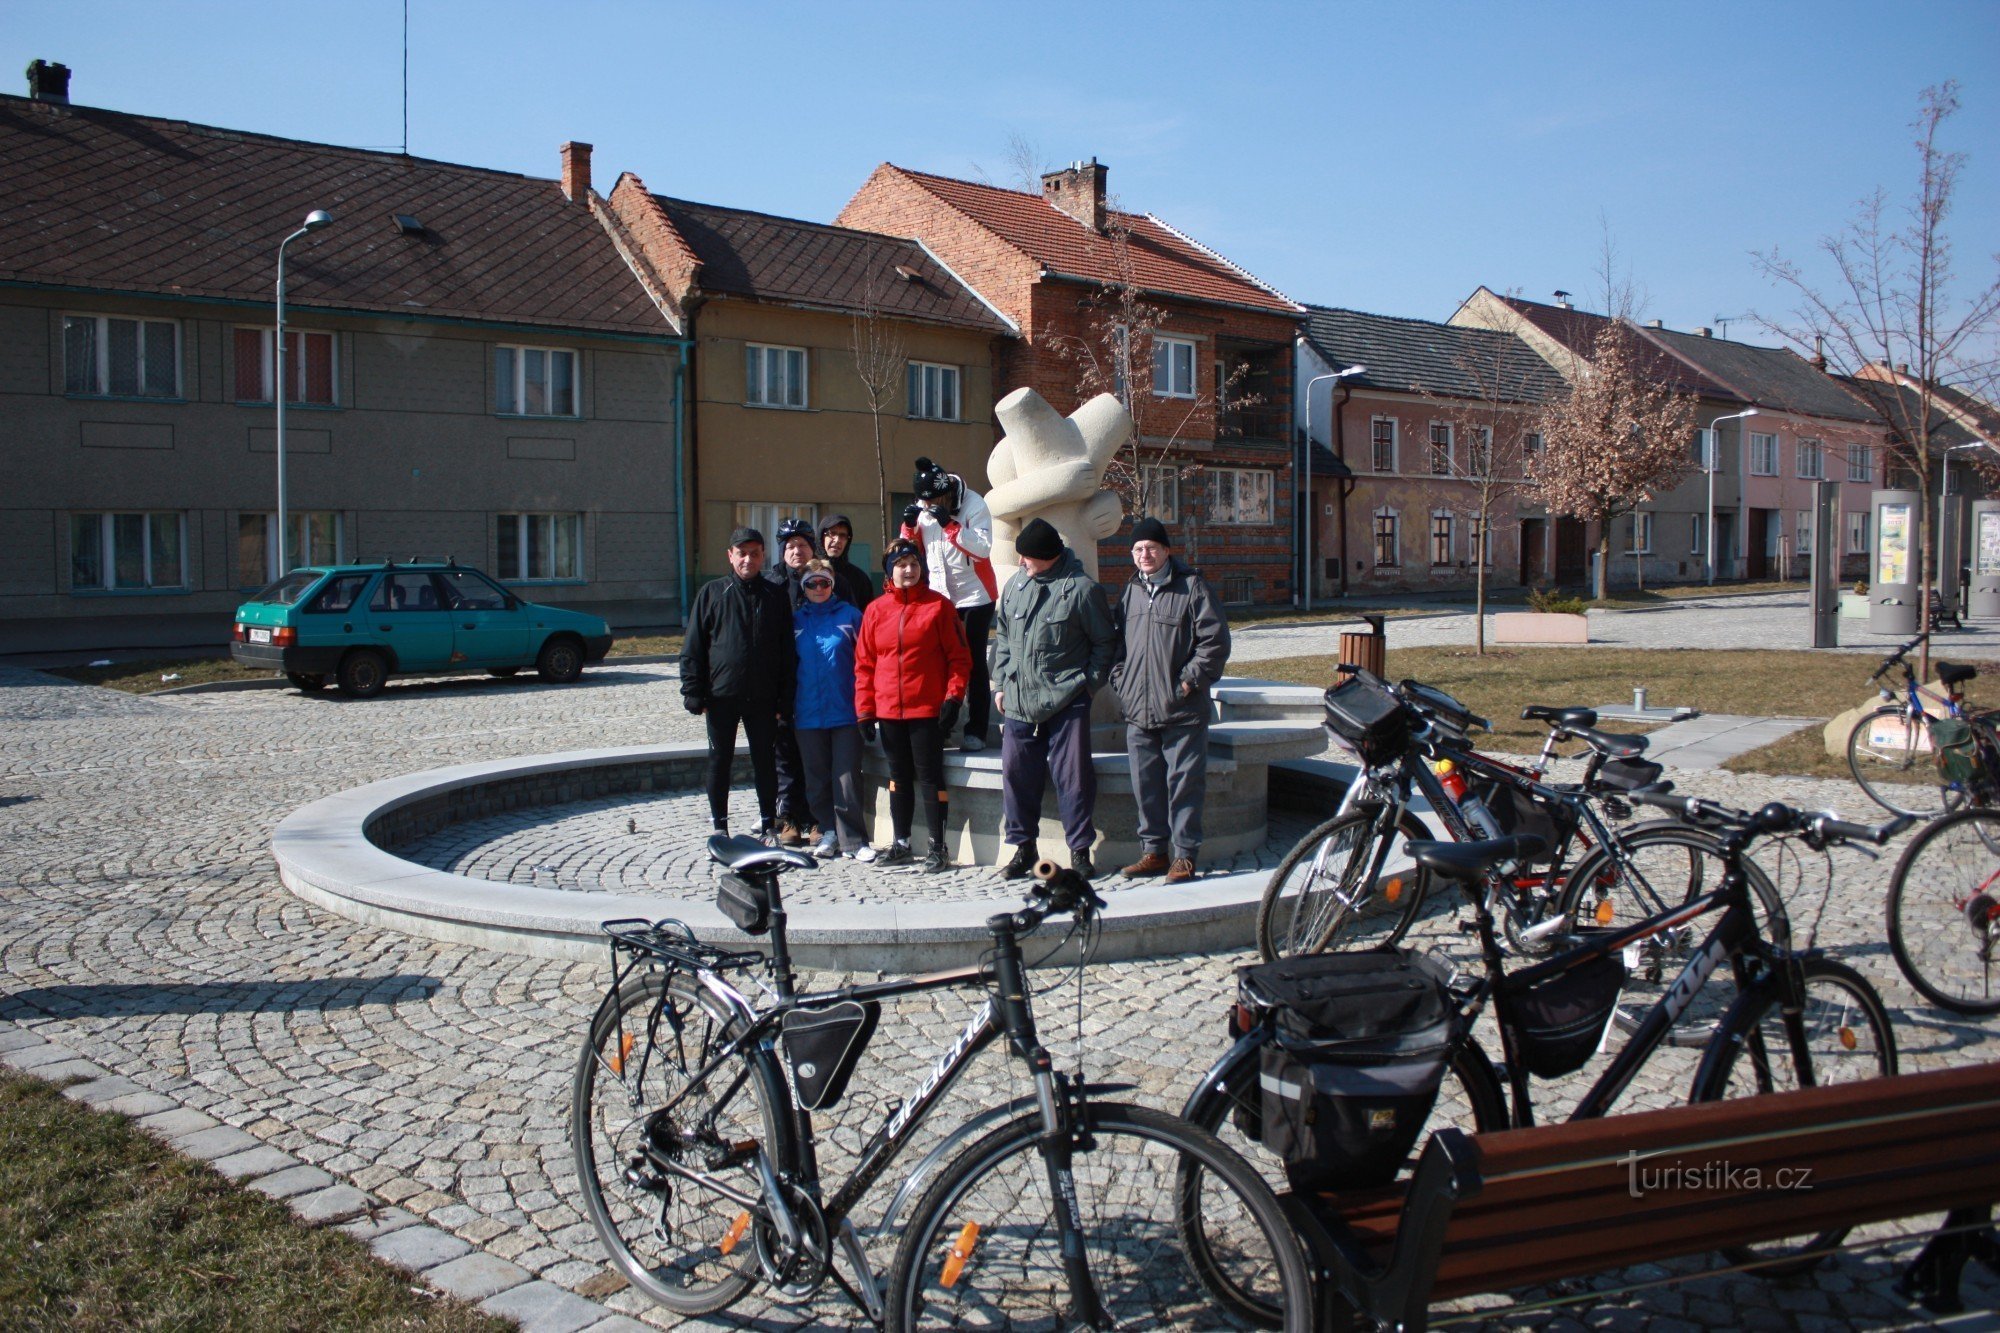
[1428,422,1453,476]
[1373,509,1400,567]
[1139,464,1180,522]
[907,362,960,420]
[1690,514,1704,555]
[497,512,583,581]
[434,568,513,610]
[64,315,179,398]
[1848,444,1872,483]
[1370,417,1397,473]
[1847,511,1870,555]
[1430,511,1454,566]
[1798,439,1823,479]
[1468,427,1492,477]
[233,327,335,404]
[1111,325,1131,400]
[371,571,447,612]
[1693,427,1717,468]
[1522,431,1543,475]
[1797,510,1813,554]
[1464,515,1493,566]
[237,511,342,585]
[305,573,370,614]
[743,343,806,409]
[1206,468,1273,525]
[733,502,818,546]
[1152,336,1196,398]
[495,345,577,416]
[1749,432,1779,476]
[70,512,185,590]
[1628,512,1653,554]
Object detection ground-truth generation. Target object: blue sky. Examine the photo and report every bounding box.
[9,0,1999,345]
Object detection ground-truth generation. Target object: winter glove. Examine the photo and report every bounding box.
[858,718,878,745]
[900,503,923,530]
[939,697,963,735]
[684,695,706,716]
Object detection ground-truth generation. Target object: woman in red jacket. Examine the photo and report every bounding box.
[855,540,971,871]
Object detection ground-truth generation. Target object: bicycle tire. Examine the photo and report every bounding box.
[571,968,791,1316]
[1847,704,1958,818]
[1887,806,2000,1014]
[1176,1039,1507,1327]
[1688,956,1898,1277]
[1255,809,1431,961]
[885,1101,1312,1333]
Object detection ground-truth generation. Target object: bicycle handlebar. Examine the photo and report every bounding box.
[1870,633,1928,682]
[988,863,1107,936]
[1630,789,1914,847]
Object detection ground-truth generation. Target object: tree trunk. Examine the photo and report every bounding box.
[1594,529,1611,600]
[1474,546,1487,655]
[872,410,889,558]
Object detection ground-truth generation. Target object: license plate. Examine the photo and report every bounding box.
[249,628,272,644]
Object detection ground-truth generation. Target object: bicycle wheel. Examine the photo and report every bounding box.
[1176,1039,1506,1327]
[571,968,789,1316]
[1255,809,1430,961]
[1887,806,2000,1013]
[1847,705,1957,818]
[1689,957,1897,1277]
[886,1102,1311,1332]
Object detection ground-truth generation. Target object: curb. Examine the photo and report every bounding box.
[148,653,681,697]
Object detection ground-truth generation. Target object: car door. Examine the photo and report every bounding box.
[366,572,457,670]
[437,569,535,665]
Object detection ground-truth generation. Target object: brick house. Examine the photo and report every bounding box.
[1297,305,1562,596]
[837,159,1306,605]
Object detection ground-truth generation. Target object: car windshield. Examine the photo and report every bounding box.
[249,571,324,606]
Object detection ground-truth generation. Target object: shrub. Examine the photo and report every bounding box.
[1527,587,1589,616]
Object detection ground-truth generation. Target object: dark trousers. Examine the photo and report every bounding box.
[704,696,778,829]
[797,725,866,851]
[1129,718,1209,857]
[1000,694,1095,851]
[959,604,994,743]
[773,717,811,826]
[879,716,947,848]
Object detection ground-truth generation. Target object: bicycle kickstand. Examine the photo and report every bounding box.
[1895,1205,2000,1314]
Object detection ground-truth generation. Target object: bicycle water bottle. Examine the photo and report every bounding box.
[1434,759,1502,837]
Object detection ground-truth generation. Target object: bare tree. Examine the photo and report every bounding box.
[1534,322,1700,599]
[1756,81,2000,673]
[850,290,908,551]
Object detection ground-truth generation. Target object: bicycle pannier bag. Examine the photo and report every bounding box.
[716,872,772,935]
[1501,944,1625,1079]
[1323,677,1410,765]
[1932,717,1979,786]
[1596,756,1665,794]
[1472,774,1577,850]
[781,1000,880,1111]
[1240,949,1456,1191]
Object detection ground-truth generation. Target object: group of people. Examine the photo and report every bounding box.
[679,459,1231,883]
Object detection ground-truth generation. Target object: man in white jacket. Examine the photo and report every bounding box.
[901,456,996,750]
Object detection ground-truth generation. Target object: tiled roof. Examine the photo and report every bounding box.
[1496,296,1739,400]
[1840,375,1986,448]
[0,94,668,335]
[1641,326,1876,423]
[883,166,1302,316]
[655,197,1013,334]
[1304,305,1564,404]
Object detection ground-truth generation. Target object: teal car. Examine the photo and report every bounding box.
[231,559,614,698]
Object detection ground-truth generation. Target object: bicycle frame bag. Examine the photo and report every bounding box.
[1932,717,1979,786]
[1323,676,1410,765]
[1499,942,1626,1079]
[716,872,772,936]
[1240,949,1456,1191]
[1595,756,1665,793]
[1399,680,1479,744]
[780,999,880,1111]
[1471,772,1576,850]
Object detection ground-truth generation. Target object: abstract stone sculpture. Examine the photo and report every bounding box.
[984,387,1129,589]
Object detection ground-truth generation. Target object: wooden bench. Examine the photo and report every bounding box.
[1285,1062,2000,1331]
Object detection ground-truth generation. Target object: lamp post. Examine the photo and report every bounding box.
[1704,408,1757,585]
[1299,360,1366,611]
[275,209,333,576]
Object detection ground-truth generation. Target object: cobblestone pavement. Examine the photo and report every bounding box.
[2,660,1997,1329]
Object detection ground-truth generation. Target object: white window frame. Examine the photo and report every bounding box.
[1690,514,1704,555]
[497,512,585,582]
[69,511,187,591]
[1139,464,1180,522]
[1847,444,1872,483]
[744,343,808,410]
[733,502,819,547]
[1430,509,1455,566]
[1428,422,1453,476]
[1206,468,1274,526]
[495,344,578,417]
[1628,512,1653,554]
[906,361,960,421]
[1797,438,1823,480]
[1370,416,1398,473]
[1467,426,1493,477]
[233,326,338,405]
[1151,335,1197,399]
[238,511,343,585]
[1373,507,1401,568]
[1847,510,1870,555]
[1796,509,1813,555]
[1694,427,1717,469]
[63,313,181,399]
[1749,431,1779,477]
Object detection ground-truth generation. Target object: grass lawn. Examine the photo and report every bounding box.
[1580,579,1806,611]
[0,1069,510,1332]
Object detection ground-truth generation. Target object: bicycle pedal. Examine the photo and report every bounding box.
[1457,918,1478,933]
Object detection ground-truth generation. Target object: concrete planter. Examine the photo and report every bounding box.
[1492,611,1589,645]
[1839,591,1871,621]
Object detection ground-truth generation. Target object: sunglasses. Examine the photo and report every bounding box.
[803,576,835,590]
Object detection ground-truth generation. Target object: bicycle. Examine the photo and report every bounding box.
[571,834,1313,1330]
[1847,633,1992,818]
[1186,792,1906,1309]
[1887,803,2000,1013]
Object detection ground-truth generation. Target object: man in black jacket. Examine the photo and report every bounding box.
[817,513,876,609]
[682,528,796,839]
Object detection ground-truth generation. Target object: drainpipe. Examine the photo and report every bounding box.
[673,344,691,621]
[1334,380,1353,598]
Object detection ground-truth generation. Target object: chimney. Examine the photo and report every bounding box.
[1645,319,1664,329]
[26,59,70,104]
[1811,335,1827,370]
[1695,326,1713,338]
[1552,290,1572,309]
[1897,362,1911,374]
[1041,157,1108,232]
[560,141,593,203]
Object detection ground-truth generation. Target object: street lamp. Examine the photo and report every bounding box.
[1299,360,1366,611]
[275,209,333,577]
[1704,408,1757,585]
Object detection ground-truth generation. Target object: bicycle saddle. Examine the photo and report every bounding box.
[707,834,817,874]
[1938,661,1978,686]
[1406,835,1548,884]
[1522,705,1598,730]
[1564,724,1647,759]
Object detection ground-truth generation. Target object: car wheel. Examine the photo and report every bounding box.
[286,672,328,692]
[486,667,520,678]
[536,636,584,684]
[337,650,389,699]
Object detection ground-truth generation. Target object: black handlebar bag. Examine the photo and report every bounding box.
[1240,949,1457,1191]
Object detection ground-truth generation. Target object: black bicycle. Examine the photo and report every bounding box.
[571,835,1313,1330]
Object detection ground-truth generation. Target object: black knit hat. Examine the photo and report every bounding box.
[1130,516,1171,548]
[1016,517,1062,561]
[883,540,927,579]
[727,526,764,550]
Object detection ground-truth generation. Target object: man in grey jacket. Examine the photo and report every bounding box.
[1110,517,1231,882]
[991,518,1118,880]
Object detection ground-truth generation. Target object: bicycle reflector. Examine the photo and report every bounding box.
[720,1212,750,1256]
[1839,1027,1858,1052]
[941,1222,981,1287]
[1383,876,1404,905]
[1595,898,1617,926]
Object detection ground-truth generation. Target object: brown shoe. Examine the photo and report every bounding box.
[1166,858,1197,884]
[776,821,806,848]
[1121,852,1171,878]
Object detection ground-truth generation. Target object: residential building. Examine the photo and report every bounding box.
[837,159,1306,605]
[0,67,687,652]
[1843,368,1998,597]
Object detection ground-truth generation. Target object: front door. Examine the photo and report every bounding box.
[367,571,457,670]
[1555,518,1587,584]
[1520,518,1546,586]
[1746,510,1770,580]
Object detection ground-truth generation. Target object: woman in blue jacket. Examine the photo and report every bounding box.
[793,560,869,858]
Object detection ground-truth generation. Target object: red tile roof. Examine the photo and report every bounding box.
[0,95,671,336]
[879,165,1302,316]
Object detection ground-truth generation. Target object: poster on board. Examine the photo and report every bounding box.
[1878,502,1911,586]
[1979,510,2000,576]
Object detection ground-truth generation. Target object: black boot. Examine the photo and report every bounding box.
[1002,843,1038,880]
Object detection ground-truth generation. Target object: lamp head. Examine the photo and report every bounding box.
[1337,364,1367,379]
[302,209,334,231]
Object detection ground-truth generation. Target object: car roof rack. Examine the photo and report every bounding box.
[376,554,456,567]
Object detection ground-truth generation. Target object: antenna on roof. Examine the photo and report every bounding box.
[1714,313,1748,341]
[401,0,409,155]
